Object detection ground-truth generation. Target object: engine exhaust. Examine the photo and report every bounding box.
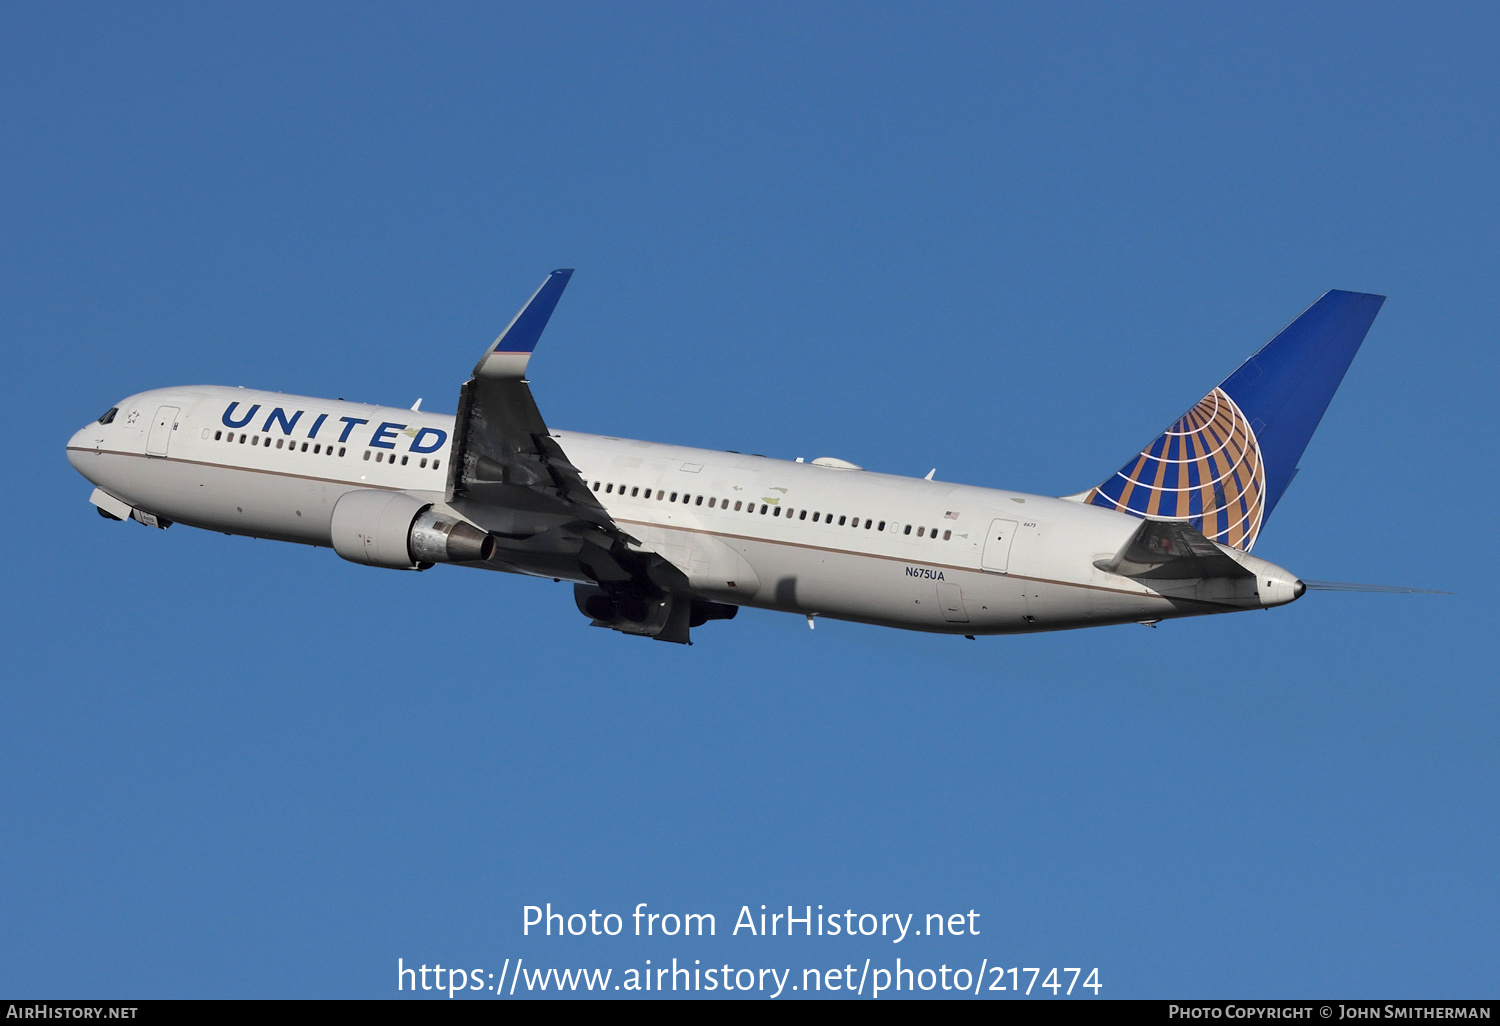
[409,509,495,564]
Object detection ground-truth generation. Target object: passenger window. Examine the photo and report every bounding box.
[592,482,601,491]
[838,515,846,526]
[878,521,886,531]
[865,519,872,529]
[420,458,428,468]
[734,501,742,511]
[943,529,952,540]
[695,495,703,506]
[214,430,222,440]
[799,510,807,520]
[773,506,781,517]
[240,434,247,443]
[401,455,409,465]
[606,483,613,493]
[907,525,914,535]
[707,497,716,508]
[632,486,640,497]
[433,460,440,470]
[760,505,768,514]
[301,442,308,452]
[338,447,345,456]
[362,450,369,460]
[812,512,819,522]
[251,436,258,446]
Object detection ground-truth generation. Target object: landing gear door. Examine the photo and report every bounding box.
[147,406,179,457]
[982,518,1018,573]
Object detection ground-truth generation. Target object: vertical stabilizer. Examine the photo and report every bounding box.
[1079,290,1385,551]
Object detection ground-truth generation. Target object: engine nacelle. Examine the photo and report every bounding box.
[330,489,493,570]
[574,583,737,642]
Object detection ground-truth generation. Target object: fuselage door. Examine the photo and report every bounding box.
[147,406,179,457]
[981,518,1019,573]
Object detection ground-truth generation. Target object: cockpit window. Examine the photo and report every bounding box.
[97,407,118,425]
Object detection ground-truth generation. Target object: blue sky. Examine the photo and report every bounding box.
[3,2,1496,999]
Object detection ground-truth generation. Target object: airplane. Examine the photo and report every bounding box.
[66,272,1395,644]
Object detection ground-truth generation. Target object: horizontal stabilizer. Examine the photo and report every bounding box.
[1095,519,1253,581]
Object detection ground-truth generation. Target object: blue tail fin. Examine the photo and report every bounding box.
[1081,290,1385,551]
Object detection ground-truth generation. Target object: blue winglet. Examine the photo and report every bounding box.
[1084,290,1385,551]
[473,270,574,380]
[492,269,574,354]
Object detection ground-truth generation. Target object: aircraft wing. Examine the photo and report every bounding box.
[445,270,613,536]
[444,271,687,592]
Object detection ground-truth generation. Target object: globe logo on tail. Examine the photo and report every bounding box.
[1086,387,1266,551]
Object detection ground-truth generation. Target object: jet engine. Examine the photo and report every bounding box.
[330,489,493,570]
[573,583,737,641]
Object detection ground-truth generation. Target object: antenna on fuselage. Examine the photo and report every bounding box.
[410,398,422,411]
[924,468,936,481]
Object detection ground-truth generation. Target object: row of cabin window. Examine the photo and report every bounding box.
[214,429,346,457]
[209,429,442,470]
[589,480,954,540]
[362,450,440,469]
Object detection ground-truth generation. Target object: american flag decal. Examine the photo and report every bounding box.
[944,511,960,520]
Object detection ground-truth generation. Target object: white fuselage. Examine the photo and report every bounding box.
[67,385,1304,635]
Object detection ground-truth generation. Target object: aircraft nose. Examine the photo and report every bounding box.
[66,424,98,476]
